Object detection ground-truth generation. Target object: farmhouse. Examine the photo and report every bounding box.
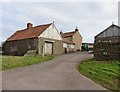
[94,24,120,60]
[60,27,82,51]
[62,38,75,53]
[3,22,64,56]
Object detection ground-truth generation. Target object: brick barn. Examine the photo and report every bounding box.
[94,24,120,60]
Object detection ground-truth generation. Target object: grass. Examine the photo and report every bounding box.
[0,55,54,71]
[78,59,120,92]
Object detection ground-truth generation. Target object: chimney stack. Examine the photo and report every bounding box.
[27,23,33,29]
[60,31,63,34]
[112,21,114,25]
[75,26,79,31]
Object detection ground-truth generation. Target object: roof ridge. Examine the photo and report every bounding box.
[95,24,120,38]
[17,23,52,32]
[34,23,52,28]
[63,31,76,34]
[112,24,120,28]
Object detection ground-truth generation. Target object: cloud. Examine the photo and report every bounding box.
[0,3,2,43]
[23,5,69,24]
[1,2,118,43]
[2,3,70,27]
[1,0,119,2]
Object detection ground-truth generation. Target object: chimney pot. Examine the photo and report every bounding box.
[75,26,79,31]
[27,23,33,29]
[60,31,63,34]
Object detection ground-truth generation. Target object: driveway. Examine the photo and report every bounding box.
[2,52,107,90]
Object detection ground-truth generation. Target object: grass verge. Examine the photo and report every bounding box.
[0,55,54,71]
[78,59,120,92]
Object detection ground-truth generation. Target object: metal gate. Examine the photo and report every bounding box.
[45,42,53,55]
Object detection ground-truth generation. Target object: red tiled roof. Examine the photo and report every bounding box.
[63,38,75,44]
[7,23,52,41]
[61,31,76,38]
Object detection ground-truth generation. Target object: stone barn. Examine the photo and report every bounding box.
[94,24,120,60]
[3,22,64,56]
[60,27,82,51]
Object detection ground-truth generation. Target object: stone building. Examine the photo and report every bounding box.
[62,38,75,53]
[3,22,64,56]
[60,27,82,51]
[94,24,120,60]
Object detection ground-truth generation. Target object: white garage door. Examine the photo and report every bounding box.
[45,42,53,54]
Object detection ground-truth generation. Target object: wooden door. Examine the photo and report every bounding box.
[45,42,53,55]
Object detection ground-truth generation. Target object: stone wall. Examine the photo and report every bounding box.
[38,37,64,55]
[3,38,38,56]
[94,36,120,60]
[73,31,82,51]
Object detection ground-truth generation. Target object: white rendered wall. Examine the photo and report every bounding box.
[63,43,67,48]
[39,24,62,40]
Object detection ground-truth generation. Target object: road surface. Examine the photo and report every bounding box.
[2,52,108,90]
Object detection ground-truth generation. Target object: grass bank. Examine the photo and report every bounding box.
[78,59,120,92]
[0,55,54,71]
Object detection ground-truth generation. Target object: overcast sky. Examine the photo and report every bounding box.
[0,0,119,44]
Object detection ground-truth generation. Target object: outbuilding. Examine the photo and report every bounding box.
[94,24,120,60]
[3,22,63,56]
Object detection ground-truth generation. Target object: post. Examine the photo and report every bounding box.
[42,46,44,58]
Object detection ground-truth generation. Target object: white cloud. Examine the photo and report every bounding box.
[21,4,69,24]
[0,3,2,43]
[1,0,119,2]
[2,3,70,25]
[1,2,118,43]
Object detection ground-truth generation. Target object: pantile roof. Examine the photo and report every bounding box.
[7,23,52,41]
